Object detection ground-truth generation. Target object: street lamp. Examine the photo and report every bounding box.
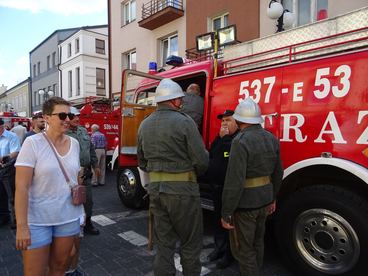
[38,89,54,100]
[267,0,295,32]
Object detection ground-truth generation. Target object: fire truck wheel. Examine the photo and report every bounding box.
[117,167,147,209]
[274,185,368,276]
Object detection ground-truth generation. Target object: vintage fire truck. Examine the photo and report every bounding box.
[0,111,31,130]
[115,8,368,276]
[77,97,120,157]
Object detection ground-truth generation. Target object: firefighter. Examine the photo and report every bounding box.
[137,78,208,276]
[221,98,283,276]
[66,107,100,235]
[207,109,238,269]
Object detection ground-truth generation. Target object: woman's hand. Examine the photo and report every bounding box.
[16,225,31,250]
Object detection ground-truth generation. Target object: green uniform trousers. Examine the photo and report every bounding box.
[83,177,93,218]
[230,206,268,276]
[150,193,203,276]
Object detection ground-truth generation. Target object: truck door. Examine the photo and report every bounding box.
[120,70,163,160]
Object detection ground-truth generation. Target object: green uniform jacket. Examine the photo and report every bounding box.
[66,126,98,168]
[137,105,209,196]
[222,124,283,219]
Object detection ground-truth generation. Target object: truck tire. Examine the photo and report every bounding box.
[117,167,147,209]
[274,185,368,276]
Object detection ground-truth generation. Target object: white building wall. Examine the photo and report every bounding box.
[59,27,109,104]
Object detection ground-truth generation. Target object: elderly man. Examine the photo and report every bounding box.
[181,83,204,128]
[138,79,208,275]
[0,118,21,229]
[221,98,283,276]
[90,124,107,187]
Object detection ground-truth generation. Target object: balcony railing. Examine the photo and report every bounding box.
[139,0,184,30]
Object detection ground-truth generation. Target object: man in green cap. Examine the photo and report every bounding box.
[138,78,208,276]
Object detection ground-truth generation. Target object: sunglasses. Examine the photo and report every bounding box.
[51,112,75,120]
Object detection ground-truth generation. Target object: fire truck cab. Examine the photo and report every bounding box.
[116,8,368,276]
[0,112,31,131]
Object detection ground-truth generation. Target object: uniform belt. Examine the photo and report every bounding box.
[244,176,270,188]
[149,171,197,183]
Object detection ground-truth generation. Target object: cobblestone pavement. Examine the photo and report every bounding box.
[0,170,295,276]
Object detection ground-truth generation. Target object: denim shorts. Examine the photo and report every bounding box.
[28,219,80,249]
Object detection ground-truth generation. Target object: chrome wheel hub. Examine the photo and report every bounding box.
[294,209,359,274]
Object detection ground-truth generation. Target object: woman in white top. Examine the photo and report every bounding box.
[15,97,84,276]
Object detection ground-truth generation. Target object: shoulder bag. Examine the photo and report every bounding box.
[43,133,86,205]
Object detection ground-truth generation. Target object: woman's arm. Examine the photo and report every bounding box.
[15,166,33,250]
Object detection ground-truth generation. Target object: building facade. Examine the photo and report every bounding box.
[58,25,109,106]
[1,78,30,117]
[30,28,79,113]
[108,0,186,98]
[109,0,368,99]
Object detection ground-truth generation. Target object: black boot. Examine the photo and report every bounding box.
[216,253,234,269]
[84,217,99,235]
[207,248,223,262]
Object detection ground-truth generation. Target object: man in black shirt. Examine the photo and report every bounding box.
[207,109,239,269]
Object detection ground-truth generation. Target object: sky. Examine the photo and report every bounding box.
[0,0,108,90]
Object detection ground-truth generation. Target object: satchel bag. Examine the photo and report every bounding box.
[43,133,86,205]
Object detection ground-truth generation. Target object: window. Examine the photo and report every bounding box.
[75,38,80,54]
[122,0,136,25]
[122,50,136,70]
[96,39,105,54]
[96,68,105,96]
[212,13,229,31]
[37,62,40,75]
[161,34,178,66]
[68,70,72,97]
[33,64,36,77]
[47,55,50,70]
[52,52,56,67]
[76,67,80,96]
[67,43,72,57]
[283,0,328,26]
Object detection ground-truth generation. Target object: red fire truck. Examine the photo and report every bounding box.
[0,112,31,131]
[78,97,120,157]
[115,9,368,276]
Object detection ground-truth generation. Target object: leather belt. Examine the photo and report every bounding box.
[243,176,270,188]
[149,171,197,183]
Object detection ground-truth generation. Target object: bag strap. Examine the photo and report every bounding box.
[42,132,71,186]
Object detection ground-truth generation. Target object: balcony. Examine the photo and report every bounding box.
[138,0,184,30]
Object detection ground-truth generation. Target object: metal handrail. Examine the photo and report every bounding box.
[141,0,183,20]
[223,26,368,75]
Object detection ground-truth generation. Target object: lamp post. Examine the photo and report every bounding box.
[38,89,54,101]
[267,0,295,32]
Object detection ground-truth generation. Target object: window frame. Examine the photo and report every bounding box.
[95,39,105,54]
[67,43,72,58]
[75,38,80,54]
[76,67,81,96]
[122,49,137,70]
[96,68,106,96]
[68,70,73,97]
[211,13,229,32]
[122,0,136,26]
[282,0,328,26]
[160,34,178,66]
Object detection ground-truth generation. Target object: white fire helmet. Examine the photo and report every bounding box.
[233,97,264,124]
[154,78,185,103]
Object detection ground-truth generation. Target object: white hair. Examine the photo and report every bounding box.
[91,124,99,131]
